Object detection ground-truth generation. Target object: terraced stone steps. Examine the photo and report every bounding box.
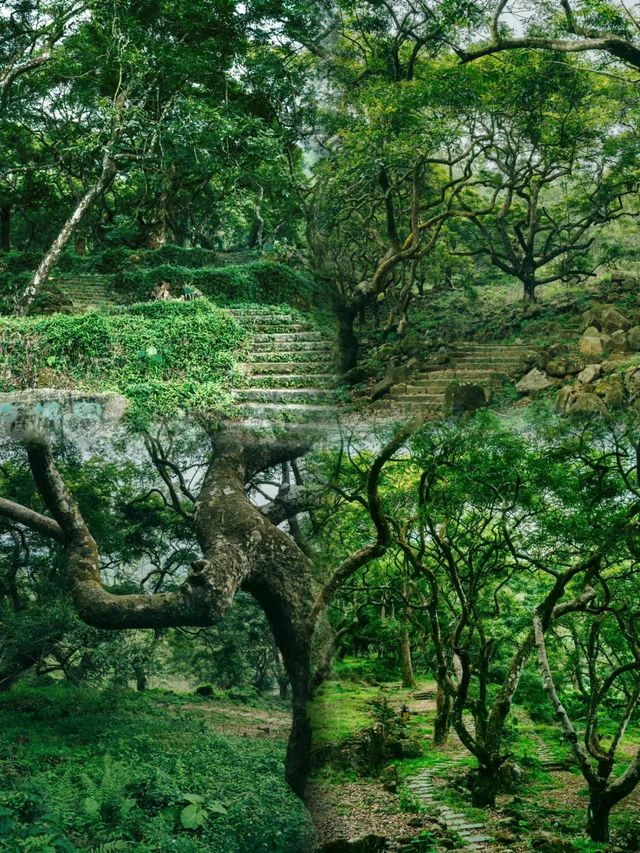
[248,373,337,389]
[407,767,493,851]
[248,361,333,374]
[229,306,345,425]
[52,274,115,312]
[237,388,338,403]
[383,342,540,415]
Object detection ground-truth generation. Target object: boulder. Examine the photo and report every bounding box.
[600,305,631,333]
[342,366,368,386]
[370,377,395,402]
[610,329,628,352]
[624,366,640,398]
[556,385,574,414]
[582,304,605,330]
[515,368,554,395]
[545,356,583,378]
[543,342,569,361]
[582,303,631,333]
[594,375,625,408]
[578,327,605,358]
[556,386,607,417]
[574,393,610,417]
[531,832,575,853]
[600,357,624,374]
[380,764,399,793]
[628,325,640,352]
[577,364,602,384]
[443,382,488,416]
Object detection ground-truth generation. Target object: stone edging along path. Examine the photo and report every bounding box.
[406,765,493,852]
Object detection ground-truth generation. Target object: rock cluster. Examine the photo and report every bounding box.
[515,300,640,416]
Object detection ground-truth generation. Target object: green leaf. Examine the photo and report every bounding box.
[83,796,100,817]
[208,801,228,815]
[180,802,206,829]
[182,793,204,804]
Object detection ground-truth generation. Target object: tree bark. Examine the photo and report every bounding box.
[21,151,117,314]
[249,185,265,250]
[471,761,500,808]
[433,682,451,746]
[587,791,613,842]
[0,205,10,251]
[400,630,416,689]
[522,277,537,303]
[3,421,407,797]
[338,303,359,376]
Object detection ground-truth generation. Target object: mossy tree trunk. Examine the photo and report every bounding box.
[3,419,407,796]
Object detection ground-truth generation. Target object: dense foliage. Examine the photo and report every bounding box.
[0,301,245,424]
[0,686,314,852]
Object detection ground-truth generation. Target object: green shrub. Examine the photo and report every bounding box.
[115,261,319,307]
[0,300,246,426]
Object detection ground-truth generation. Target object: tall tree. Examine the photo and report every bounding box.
[455,54,639,301]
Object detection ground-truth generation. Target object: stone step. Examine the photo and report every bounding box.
[407,381,458,392]
[250,340,332,352]
[66,290,111,296]
[454,356,528,365]
[417,368,498,379]
[454,344,540,353]
[246,327,316,336]
[234,402,343,420]
[393,386,445,397]
[407,771,494,851]
[247,361,333,374]
[240,321,313,331]
[61,286,111,293]
[228,313,296,324]
[247,373,336,388]
[391,394,444,405]
[61,290,112,294]
[245,351,334,364]
[252,331,323,343]
[227,308,293,314]
[236,388,339,403]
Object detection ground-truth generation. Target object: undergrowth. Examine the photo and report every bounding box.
[0,685,314,852]
[0,300,247,428]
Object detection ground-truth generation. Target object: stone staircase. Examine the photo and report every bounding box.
[52,274,115,312]
[228,307,347,426]
[407,766,493,851]
[381,343,540,416]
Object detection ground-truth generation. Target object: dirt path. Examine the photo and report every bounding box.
[168,700,292,739]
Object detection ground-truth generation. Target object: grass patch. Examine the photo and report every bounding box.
[0,685,314,852]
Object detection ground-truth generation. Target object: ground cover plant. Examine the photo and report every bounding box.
[0,685,315,852]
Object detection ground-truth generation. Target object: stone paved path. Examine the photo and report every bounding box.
[406,765,493,851]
